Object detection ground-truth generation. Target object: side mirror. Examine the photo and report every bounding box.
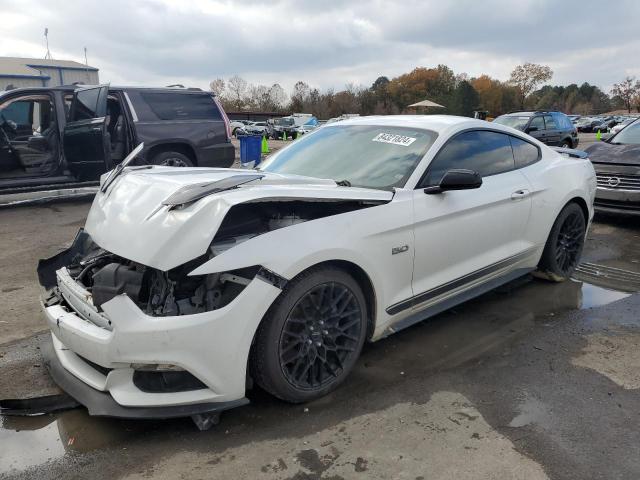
[526,126,538,133]
[424,169,483,194]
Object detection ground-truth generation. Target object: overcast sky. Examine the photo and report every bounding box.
[2,0,639,95]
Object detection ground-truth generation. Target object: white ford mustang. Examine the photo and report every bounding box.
[38,115,596,427]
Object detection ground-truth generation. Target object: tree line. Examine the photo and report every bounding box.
[211,63,640,119]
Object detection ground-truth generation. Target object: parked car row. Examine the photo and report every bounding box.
[230,115,320,139]
[0,85,235,190]
[572,114,638,133]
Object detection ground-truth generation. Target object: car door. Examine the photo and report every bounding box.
[63,85,111,179]
[0,92,61,178]
[407,130,534,315]
[526,115,547,144]
[543,115,561,145]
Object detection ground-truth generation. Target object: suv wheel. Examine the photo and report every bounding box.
[535,202,586,282]
[151,151,193,167]
[560,140,572,148]
[250,266,367,403]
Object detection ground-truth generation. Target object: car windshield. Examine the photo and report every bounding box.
[610,120,640,145]
[493,115,530,130]
[276,117,294,126]
[258,125,438,190]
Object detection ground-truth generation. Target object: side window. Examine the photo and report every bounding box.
[422,130,515,186]
[64,94,74,119]
[529,116,545,130]
[71,88,101,121]
[0,95,54,140]
[138,92,222,120]
[1,100,31,126]
[561,114,573,130]
[510,136,540,169]
[544,115,557,130]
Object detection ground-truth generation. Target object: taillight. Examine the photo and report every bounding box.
[213,95,232,141]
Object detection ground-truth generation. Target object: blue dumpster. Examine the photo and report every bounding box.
[239,135,262,168]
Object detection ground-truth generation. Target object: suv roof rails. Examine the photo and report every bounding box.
[505,110,561,115]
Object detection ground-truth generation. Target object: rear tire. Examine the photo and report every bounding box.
[150,151,193,167]
[535,202,586,282]
[561,140,572,148]
[250,266,367,403]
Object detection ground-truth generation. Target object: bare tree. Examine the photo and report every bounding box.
[611,76,640,113]
[290,81,310,112]
[509,63,553,109]
[227,75,248,110]
[267,84,287,111]
[209,78,225,96]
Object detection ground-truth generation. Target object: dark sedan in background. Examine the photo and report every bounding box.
[585,118,640,215]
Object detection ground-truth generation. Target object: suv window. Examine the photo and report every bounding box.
[0,95,55,140]
[72,88,101,121]
[544,115,557,130]
[553,113,570,129]
[529,116,545,130]
[139,92,222,121]
[510,136,540,168]
[422,130,514,186]
[63,94,74,119]
[1,100,30,125]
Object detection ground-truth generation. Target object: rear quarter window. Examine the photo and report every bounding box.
[510,136,540,168]
[553,113,572,130]
[138,92,222,121]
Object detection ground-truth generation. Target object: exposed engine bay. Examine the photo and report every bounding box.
[39,199,383,316]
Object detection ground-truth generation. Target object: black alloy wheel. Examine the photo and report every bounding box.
[537,202,586,281]
[250,266,367,403]
[555,210,584,274]
[279,282,362,390]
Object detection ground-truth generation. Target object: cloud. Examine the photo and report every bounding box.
[1,0,638,94]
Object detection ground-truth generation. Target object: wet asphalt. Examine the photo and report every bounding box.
[1,165,640,478]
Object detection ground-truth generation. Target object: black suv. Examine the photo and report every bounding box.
[0,85,234,190]
[493,111,579,149]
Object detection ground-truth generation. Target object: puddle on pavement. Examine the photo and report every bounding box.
[0,275,634,475]
[0,408,152,474]
[0,414,66,472]
[508,396,549,428]
[579,282,630,309]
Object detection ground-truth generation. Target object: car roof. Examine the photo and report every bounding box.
[0,85,208,98]
[334,115,514,136]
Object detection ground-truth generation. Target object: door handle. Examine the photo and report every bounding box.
[511,189,530,200]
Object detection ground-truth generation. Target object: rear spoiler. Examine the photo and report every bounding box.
[551,147,589,159]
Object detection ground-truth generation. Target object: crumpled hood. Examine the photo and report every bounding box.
[85,167,392,271]
[585,142,640,165]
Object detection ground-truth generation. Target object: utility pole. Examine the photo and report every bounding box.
[44,28,52,59]
[84,47,90,82]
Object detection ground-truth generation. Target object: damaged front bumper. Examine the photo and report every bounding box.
[38,234,283,421]
[41,335,248,420]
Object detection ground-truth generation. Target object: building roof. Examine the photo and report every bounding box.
[407,99,446,109]
[0,56,98,78]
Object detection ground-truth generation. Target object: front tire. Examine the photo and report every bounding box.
[536,202,586,282]
[250,266,367,403]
